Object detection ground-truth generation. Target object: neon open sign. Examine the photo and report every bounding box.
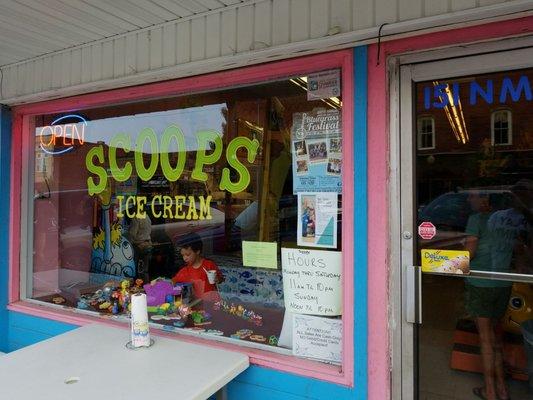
[38,114,87,155]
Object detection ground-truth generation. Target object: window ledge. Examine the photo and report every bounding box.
[7,300,351,386]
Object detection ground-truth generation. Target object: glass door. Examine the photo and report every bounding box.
[400,47,533,400]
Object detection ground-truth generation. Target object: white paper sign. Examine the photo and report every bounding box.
[281,248,342,316]
[297,192,338,248]
[307,70,341,100]
[293,314,342,363]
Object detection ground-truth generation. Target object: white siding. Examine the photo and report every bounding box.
[1,0,528,102]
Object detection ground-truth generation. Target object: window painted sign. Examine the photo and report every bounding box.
[86,128,259,219]
[423,75,532,110]
[86,128,259,196]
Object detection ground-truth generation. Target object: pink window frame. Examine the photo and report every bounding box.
[7,50,355,385]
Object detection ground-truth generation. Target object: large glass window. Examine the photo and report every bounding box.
[28,72,345,365]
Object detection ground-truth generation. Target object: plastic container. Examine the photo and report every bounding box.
[521,319,533,391]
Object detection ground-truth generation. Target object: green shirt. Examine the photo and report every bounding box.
[465,212,511,288]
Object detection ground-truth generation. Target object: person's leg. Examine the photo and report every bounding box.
[492,321,509,400]
[491,286,512,400]
[477,317,498,400]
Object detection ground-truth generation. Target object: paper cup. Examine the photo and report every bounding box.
[206,270,217,284]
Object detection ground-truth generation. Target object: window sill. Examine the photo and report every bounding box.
[7,300,351,386]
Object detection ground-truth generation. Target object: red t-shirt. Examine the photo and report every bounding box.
[171,259,222,299]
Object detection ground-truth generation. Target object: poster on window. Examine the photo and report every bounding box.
[297,193,338,248]
[291,109,342,193]
[292,314,342,364]
[306,70,341,100]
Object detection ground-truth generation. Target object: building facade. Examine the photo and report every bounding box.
[1,1,532,399]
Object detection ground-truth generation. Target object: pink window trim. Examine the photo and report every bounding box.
[8,50,355,386]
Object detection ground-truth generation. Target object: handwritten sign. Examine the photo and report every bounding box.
[281,248,342,316]
[242,241,278,269]
[293,314,342,363]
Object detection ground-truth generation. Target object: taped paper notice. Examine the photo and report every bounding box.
[293,314,342,363]
[242,241,278,269]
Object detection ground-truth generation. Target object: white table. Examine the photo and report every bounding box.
[0,324,249,400]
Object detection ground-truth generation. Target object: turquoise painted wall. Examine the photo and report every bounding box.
[1,47,368,399]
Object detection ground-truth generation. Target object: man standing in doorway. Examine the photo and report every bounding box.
[465,182,531,400]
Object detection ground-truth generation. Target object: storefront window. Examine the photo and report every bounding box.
[28,72,345,364]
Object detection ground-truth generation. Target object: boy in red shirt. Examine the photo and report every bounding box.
[171,234,223,300]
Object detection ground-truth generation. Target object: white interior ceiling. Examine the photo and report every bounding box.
[0,0,245,66]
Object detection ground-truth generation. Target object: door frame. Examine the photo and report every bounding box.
[389,35,533,400]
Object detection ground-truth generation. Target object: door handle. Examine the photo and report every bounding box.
[405,265,422,324]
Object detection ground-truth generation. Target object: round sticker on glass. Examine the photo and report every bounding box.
[418,221,436,240]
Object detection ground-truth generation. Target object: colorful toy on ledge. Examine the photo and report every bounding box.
[213,300,263,326]
[76,278,142,315]
[190,310,211,326]
[143,278,192,307]
[141,278,199,329]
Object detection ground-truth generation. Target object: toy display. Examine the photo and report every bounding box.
[56,272,282,349]
[143,280,181,306]
[213,300,263,326]
[52,296,66,304]
[235,329,253,339]
[191,310,211,325]
[203,329,224,336]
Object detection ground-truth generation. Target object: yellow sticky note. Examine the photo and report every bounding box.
[421,249,470,275]
[242,241,278,269]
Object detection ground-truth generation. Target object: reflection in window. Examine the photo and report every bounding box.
[491,109,512,145]
[417,116,435,150]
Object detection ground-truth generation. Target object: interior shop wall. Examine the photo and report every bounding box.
[0,106,11,353]
[2,46,369,400]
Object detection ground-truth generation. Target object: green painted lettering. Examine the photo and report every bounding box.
[109,133,132,182]
[160,125,186,181]
[219,137,259,193]
[86,145,107,195]
[191,130,223,182]
[135,128,159,181]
